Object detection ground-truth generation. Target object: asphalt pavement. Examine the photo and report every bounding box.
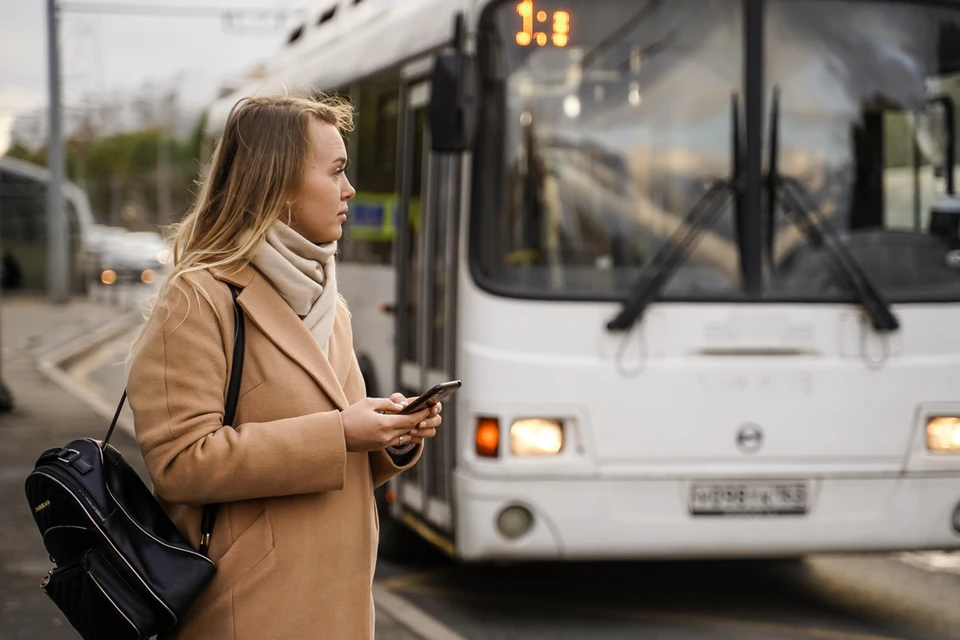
[0,295,421,640]
[7,291,960,640]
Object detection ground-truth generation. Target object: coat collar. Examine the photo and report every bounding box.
[211,263,350,410]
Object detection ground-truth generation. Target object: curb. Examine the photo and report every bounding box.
[35,310,142,437]
[32,311,464,640]
[38,309,142,371]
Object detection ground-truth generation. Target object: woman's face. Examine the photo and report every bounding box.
[287,118,356,244]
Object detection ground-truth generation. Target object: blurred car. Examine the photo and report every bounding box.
[94,230,171,287]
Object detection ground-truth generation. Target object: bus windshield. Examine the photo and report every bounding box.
[765,0,960,302]
[473,0,744,299]
[472,0,960,302]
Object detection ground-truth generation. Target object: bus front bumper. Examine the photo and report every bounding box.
[453,472,960,561]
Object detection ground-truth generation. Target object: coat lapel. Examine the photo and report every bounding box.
[212,264,350,410]
[327,305,356,389]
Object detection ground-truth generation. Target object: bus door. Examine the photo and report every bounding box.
[392,79,460,535]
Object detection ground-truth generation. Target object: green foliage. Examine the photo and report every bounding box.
[3,111,211,229]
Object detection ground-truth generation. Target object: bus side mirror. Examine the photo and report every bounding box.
[429,51,478,154]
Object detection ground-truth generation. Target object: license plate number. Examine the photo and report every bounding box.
[689,482,808,516]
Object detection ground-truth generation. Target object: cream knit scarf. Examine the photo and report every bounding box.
[250,222,338,356]
[251,222,416,457]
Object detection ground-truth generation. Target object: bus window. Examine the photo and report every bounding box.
[0,170,84,292]
[765,0,960,301]
[473,0,744,299]
[341,72,401,266]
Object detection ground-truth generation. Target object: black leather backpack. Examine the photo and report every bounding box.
[23,285,244,639]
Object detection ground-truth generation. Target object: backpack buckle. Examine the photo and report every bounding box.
[57,449,93,474]
[56,449,80,464]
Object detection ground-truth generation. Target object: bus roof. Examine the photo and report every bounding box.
[0,155,96,232]
[206,0,481,135]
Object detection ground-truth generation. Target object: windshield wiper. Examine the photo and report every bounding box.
[606,182,734,331]
[607,94,742,332]
[766,87,900,333]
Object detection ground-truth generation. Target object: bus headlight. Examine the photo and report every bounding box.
[141,269,156,284]
[510,418,563,456]
[100,269,117,285]
[926,417,960,452]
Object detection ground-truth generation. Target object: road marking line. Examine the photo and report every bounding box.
[377,568,454,591]
[897,552,960,575]
[390,583,906,640]
[373,585,467,640]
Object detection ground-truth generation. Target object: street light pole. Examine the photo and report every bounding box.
[0,173,13,412]
[46,0,69,304]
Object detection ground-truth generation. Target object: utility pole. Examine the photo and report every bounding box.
[157,89,176,225]
[0,173,13,412]
[47,0,69,304]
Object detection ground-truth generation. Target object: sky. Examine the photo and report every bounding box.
[0,0,304,153]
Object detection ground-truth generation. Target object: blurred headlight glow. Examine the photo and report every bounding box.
[157,249,172,265]
[927,417,960,452]
[141,269,156,285]
[510,418,563,456]
[100,269,117,285]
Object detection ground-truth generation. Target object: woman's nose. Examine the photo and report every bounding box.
[343,176,356,201]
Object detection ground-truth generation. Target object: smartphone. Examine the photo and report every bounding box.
[399,380,462,415]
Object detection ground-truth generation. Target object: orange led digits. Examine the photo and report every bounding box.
[516,2,570,47]
[517,0,534,46]
[553,10,570,47]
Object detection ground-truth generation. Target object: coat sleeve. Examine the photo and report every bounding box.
[369,447,422,489]
[127,274,347,506]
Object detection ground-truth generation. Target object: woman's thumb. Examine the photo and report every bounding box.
[371,397,404,413]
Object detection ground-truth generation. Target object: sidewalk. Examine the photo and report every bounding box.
[0,298,126,640]
[0,297,421,640]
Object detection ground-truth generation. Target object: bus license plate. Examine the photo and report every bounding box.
[689,482,808,516]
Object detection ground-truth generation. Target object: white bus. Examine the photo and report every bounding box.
[206,0,960,561]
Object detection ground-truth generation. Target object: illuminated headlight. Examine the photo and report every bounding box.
[141,269,156,284]
[157,249,171,265]
[926,417,960,452]
[100,269,117,285]
[510,419,563,456]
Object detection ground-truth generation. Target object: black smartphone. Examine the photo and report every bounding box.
[399,380,462,415]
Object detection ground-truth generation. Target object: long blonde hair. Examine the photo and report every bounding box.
[132,94,354,353]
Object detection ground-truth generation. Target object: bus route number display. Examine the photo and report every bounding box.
[516,1,570,47]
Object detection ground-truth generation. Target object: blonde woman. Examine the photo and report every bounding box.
[126,95,441,639]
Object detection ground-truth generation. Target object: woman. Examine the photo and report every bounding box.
[126,94,441,639]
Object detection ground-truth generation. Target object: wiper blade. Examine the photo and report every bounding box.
[766,87,899,333]
[606,181,733,331]
[608,92,743,332]
[774,176,900,332]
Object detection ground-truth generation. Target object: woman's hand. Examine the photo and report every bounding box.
[386,393,442,447]
[340,398,436,452]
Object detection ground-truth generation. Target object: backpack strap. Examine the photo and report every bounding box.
[103,284,245,557]
[199,285,244,553]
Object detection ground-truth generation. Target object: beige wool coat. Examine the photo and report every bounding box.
[126,264,420,640]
